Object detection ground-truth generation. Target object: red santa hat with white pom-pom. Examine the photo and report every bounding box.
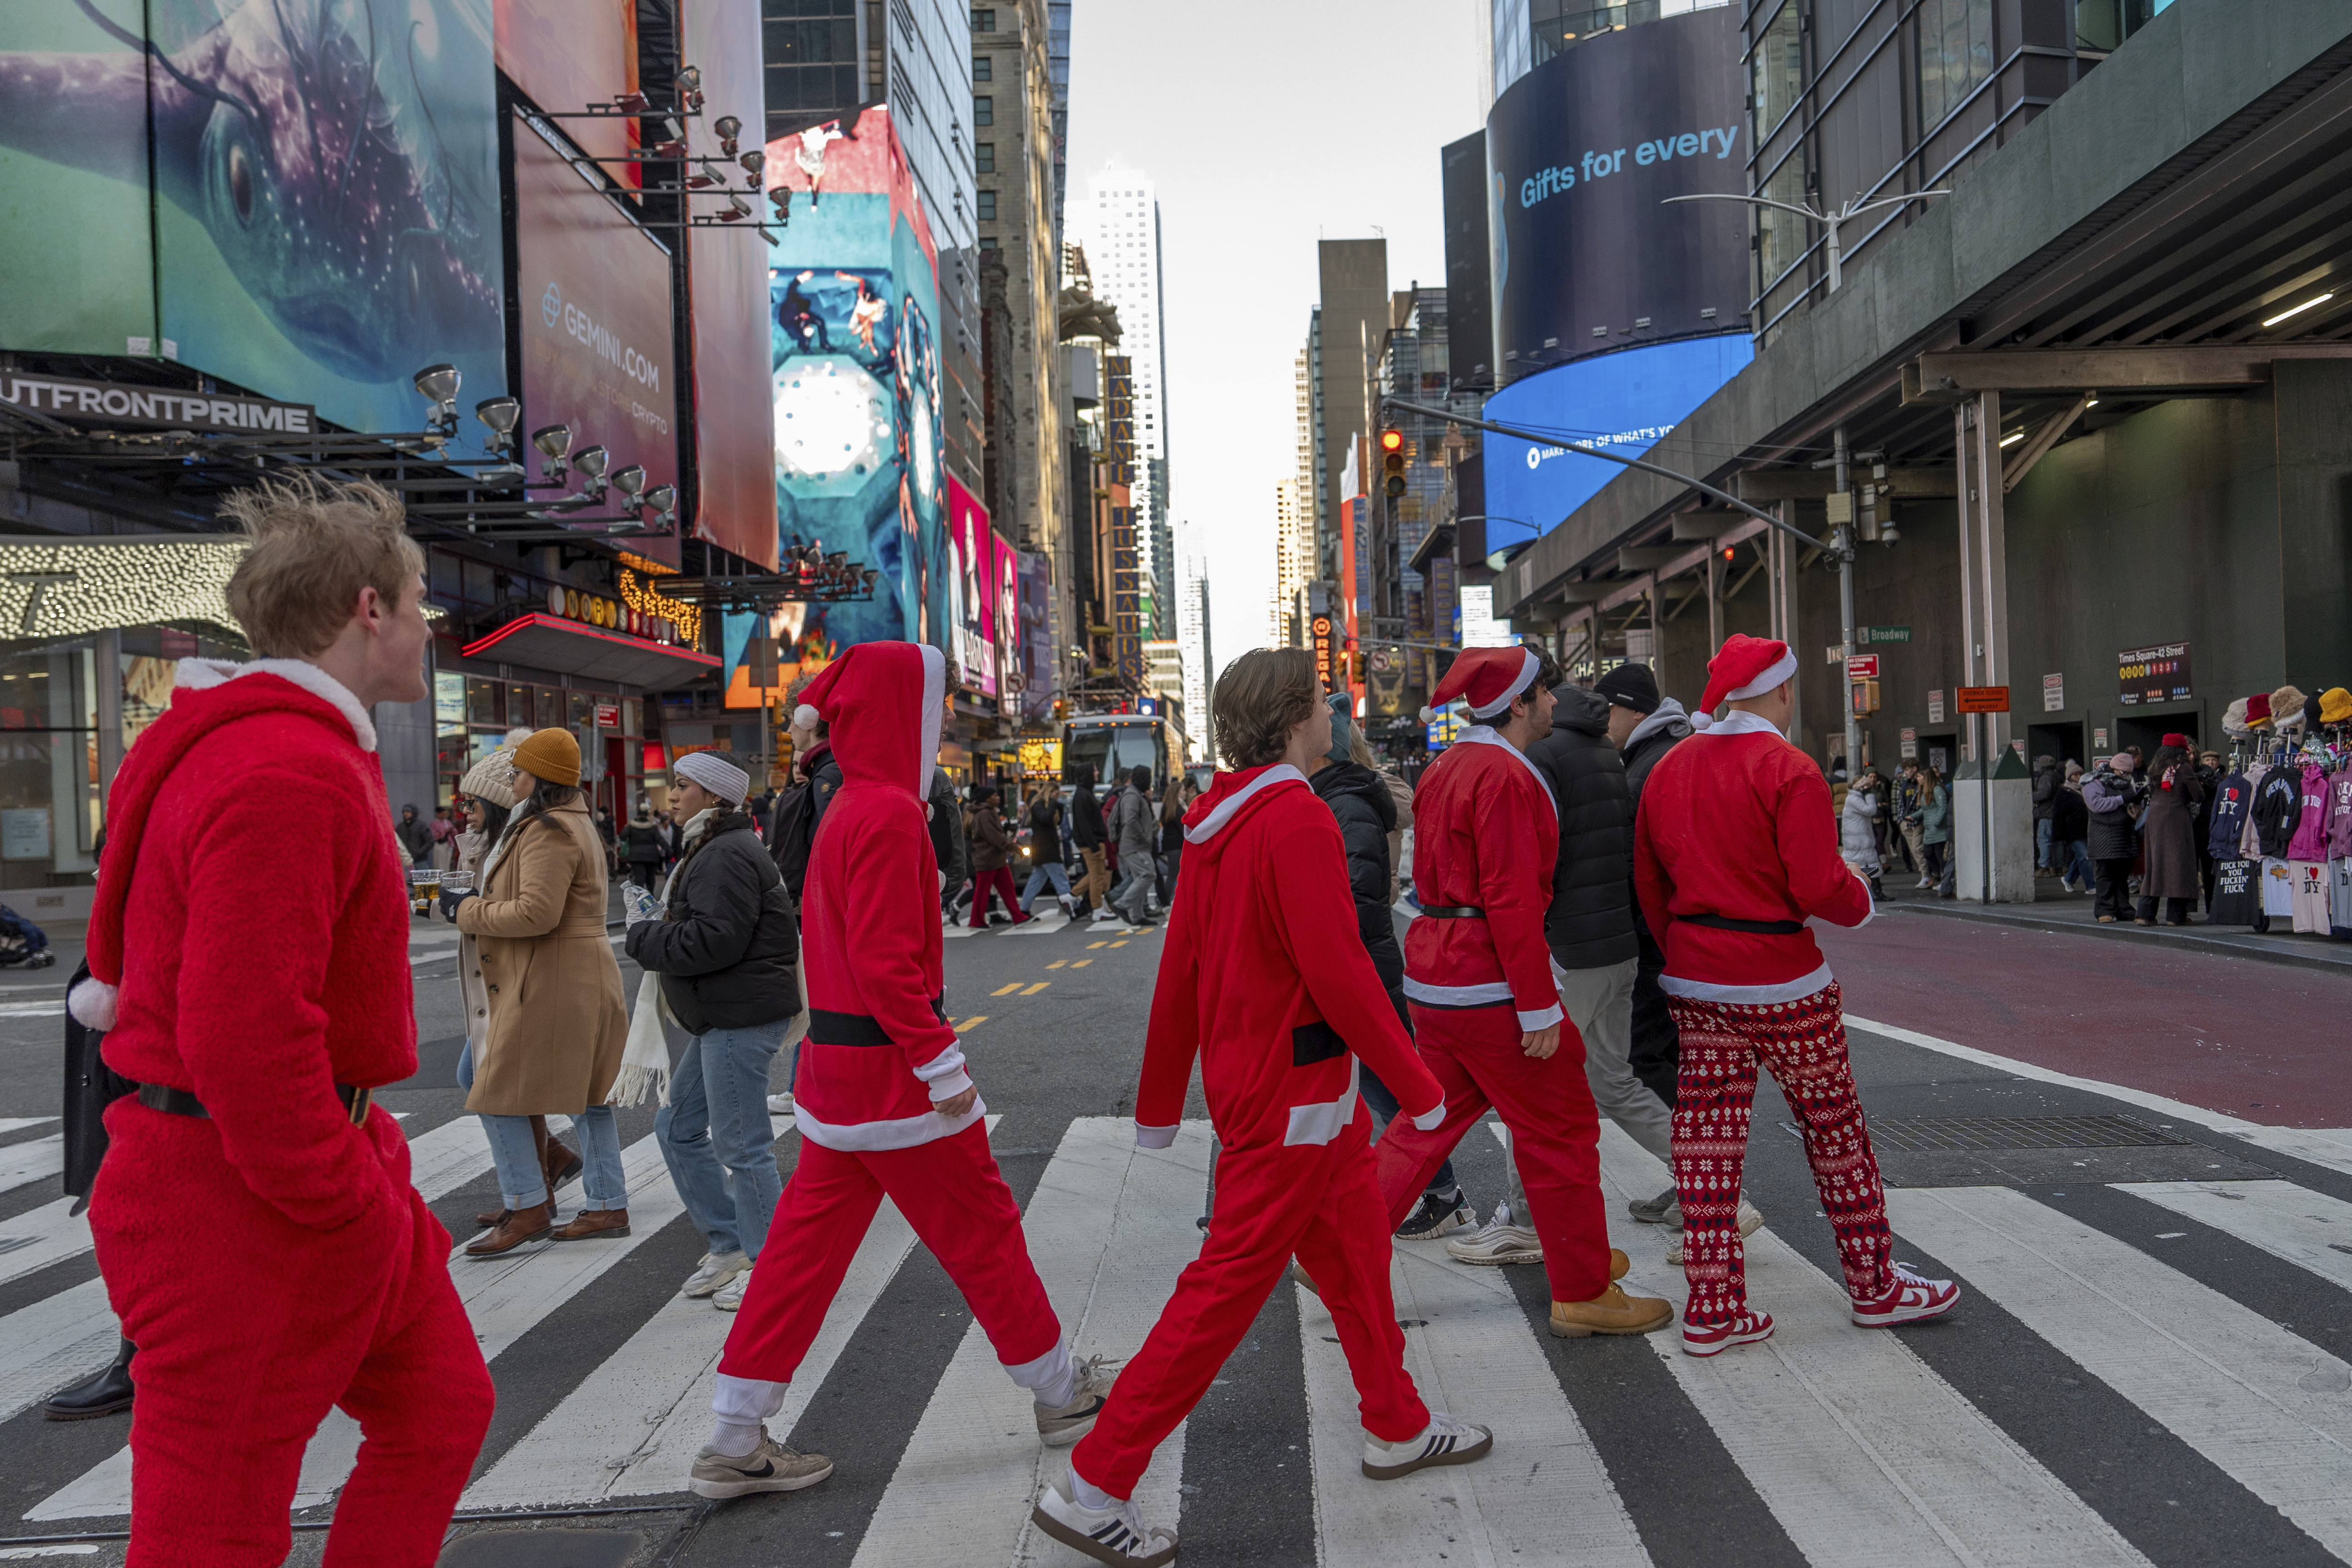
[1691,632,1798,731]
[1419,644,1543,726]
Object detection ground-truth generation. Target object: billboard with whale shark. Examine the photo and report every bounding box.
[0,0,508,454]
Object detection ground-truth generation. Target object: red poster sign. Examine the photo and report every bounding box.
[1956,686,2010,714]
[1844,653,1880,680]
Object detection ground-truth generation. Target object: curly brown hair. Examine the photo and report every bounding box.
[218,473,423,658]
[1212,647,1321,769]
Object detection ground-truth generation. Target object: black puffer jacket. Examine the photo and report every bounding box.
[1526,684,1637,968]
[624,812,802,1034]
[1310,761,1409,1031]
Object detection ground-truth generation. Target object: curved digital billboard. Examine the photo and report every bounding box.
[1486,5,1746,378]
[1481,333,1753,547]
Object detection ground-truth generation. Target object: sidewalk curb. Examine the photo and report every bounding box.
[1883,897,2352,975]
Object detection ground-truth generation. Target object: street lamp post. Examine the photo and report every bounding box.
[1663,189,1948,295]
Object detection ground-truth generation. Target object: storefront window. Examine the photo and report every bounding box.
[535,687,565,731]
[466,676,501,727]
[434,672,467,808]
[0,640,100,889]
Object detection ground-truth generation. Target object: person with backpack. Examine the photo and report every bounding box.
[1108,765,1160,926]
[629,750,804,1312]
[1019,783,1076,919]
[966,786,1033,927]
[622,805,665,890]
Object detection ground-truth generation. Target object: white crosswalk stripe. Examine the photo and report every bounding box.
[1885,1185,2352,1560]
[0,1137,63,1199]
[14,1105,2352,1568]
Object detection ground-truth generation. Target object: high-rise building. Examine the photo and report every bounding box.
[763,0,984,502]
[1313,239,1388,590]
[1486,0,1731,101]
[1174,527,1209,762]
[1078,164,1173,638]
[1046,1,1072,246]
[972,2,1065,558]
[1270,478,1312,647]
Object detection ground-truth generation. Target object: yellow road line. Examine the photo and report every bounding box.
[955,1016,987,1031]
[1069,958,1092,968]
[1109,940,1128,948]
[1086,940,1108,949]
[991,982,1023,996]
[1020,981,1051,995]
[1046,959,1068,969]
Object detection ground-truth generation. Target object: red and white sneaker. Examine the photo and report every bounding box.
[1851,1262,1960,1328]
[1681,1309,1775,1357]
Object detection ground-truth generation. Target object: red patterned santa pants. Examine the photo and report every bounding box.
[1665,982,1892,1325]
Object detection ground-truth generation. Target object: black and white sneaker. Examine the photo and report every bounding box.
[1032,1474,1179,1565]
[687,1426,833,1498]
[1394,1192,1477,1240]
[1625,1185,1679,1226]
[1036,1353,1122,1447]
[1362,1412,1494,1480]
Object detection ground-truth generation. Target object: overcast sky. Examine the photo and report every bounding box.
[1063,0,1486,685]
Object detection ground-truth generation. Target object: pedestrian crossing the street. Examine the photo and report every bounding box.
[7,1109,2352,1565]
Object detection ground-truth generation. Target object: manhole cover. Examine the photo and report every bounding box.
[1783,1115,2196,1152]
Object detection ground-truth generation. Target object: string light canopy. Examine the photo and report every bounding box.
[0,536,247,640]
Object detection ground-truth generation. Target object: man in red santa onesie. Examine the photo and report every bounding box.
[1373,644,1670,1338]
[1634,633,1960,1355]
[1032,647,1492,1567]
[71,476,493,1566]
[694,640,1115,1498]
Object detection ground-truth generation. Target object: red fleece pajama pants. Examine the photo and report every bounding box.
[721,1119,1062,1381]
[92,1113,492,1568]
[1074,1106,1427,1500]
[1375,1003,1614,1303]
[1666,982,1893,1325]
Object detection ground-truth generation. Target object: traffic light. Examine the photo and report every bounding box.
[1850,679,1881,716]
[1381,428,1406,499]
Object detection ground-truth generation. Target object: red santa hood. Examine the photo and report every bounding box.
[798,641,945,802]
[1182,763,1310,859]
[70,658,378,1031]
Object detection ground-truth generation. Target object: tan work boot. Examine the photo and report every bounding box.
[1549,1282,1673,1338]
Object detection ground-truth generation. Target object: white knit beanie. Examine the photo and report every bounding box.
[459,747,521,807]
[674,749,751,807]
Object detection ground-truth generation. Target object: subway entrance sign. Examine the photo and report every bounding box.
[1956,686,2011,714]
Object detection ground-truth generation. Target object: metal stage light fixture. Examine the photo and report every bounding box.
[610,464,648,505]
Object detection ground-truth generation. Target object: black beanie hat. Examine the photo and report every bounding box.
[1593,662,1661,715]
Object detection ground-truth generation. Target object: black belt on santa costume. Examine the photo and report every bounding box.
[808,997,950,1047]
[136,1081,375,1127]
[1679,912,1807,936]
[1417,905,1486,919]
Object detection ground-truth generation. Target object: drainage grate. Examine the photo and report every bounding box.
[1781,1114,2197,1153]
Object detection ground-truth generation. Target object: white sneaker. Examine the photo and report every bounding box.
[1444,1210,1542,1266]
[1091,907,1118,922]
[682,1250,750,1298]
[1031,1473,1178,1566]
[1915,876,1934,889]
[1666,1199,1764,1265]
[686,1425,832,1498]
[1362,1412,1494,1479]
[1036,1353,1121,1446]
[766,1092,794,1115]
[712,1265,753,1312]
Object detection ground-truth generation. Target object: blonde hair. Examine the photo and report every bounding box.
[219,475,424,658]
[1213,647,1320,769]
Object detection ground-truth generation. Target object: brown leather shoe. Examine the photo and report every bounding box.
[1548,1283,1674,1338]
[465,1202,554,1257]
[474,1207,510,1230]
[551,1207,631,1241]
[545,1137,584,1193]
[1609,1247,1630,1281]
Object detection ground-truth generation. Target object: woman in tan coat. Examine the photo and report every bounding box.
[448,729,631,1256]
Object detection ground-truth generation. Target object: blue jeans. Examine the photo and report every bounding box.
[656,1018,789,1259]
[2036,818,2054,870]
[458,1041,627,1209]
[1020,860,1072,910]
[2063,837,2094,888]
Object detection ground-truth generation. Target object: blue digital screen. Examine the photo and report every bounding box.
[1479,334,1753,558]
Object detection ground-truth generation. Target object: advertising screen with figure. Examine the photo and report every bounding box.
[513,112,679,554]
[766,105,947,675]
[1017,550,1056,724]
[0,0,509,446]
[947,478,996,695]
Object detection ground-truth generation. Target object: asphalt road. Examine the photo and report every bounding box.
[0,901,2346,1567]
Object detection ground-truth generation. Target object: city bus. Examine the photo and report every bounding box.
[1061,713,1176,790]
